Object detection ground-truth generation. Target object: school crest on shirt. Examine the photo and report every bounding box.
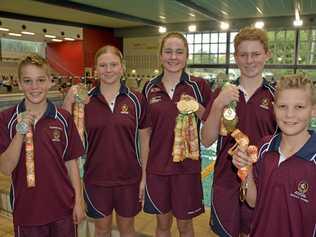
[290,180,309,203]
[52,129,61,142]
[120,104,129,114]
[149,95,162,104]
[259,98,270,110]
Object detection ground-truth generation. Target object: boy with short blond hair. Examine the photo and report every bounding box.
[232,74,316,236]
[0,53,85,237]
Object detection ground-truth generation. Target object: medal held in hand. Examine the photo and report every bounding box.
[220,82,238,136]
[73,83,88,143]
[17,112,36,188]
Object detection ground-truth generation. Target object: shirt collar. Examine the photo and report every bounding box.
[17,99,56,119]
[268,130,316,161]
[150,71,190,85]
[90,80,129,97]
[234,77,270,87]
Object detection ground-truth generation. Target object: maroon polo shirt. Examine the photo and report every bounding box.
[0,100,84,226]
[83,82,149,187]
[143,71,212,175]
[209,79,278,236]
[251,132,316,237]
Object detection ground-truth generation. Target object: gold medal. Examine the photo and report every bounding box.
[75,84,88,103]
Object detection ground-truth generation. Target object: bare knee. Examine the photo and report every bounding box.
[116,215,135,237]
[156,213,173,232]
[176,219,194,235]
[95,215,112,237]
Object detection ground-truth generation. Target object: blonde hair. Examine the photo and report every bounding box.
[234,27,269,53]
[18,53,50,80]
[159,32,188,57]
[275,74,316,104]
[94,45,124,65]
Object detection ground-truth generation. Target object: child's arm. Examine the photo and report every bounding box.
[0,112,34,175]
[232,148,257,207]
[0,133,24,175]
[201,86,239,147]
[62,86,77,114]
[66,159,85,224]
[138,127,151,207]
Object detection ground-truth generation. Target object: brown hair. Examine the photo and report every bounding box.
[234,27,269,53]
[94,45,124,65]
[275,74,316,104]
[18,53,50,80]
[159,32,188,57]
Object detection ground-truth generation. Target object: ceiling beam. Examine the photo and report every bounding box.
[175,0,224,22]
[0,10,109,30]
[35,0,162,27]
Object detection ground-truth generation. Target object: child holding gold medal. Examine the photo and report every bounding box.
[232,74,316,237]
[142,32,212,237]
[201,27,278,237]
[63,45,150,237]
[0,54,85,237]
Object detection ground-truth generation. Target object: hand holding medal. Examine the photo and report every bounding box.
[220,82,239,135]
[228,129,258,201]
[16,112,36,188]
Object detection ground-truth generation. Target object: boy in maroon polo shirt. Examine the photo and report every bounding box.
[201,27,277,236]
[142,32,212,237]
[232,74,316,237]
[0,54,85,237]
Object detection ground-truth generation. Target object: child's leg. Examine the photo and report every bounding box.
[95,215,112,237]
[156,212,173,237]
[115,214,135,237]
[176,218,194,237]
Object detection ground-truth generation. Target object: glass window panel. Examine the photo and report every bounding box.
[230,43,235,53]
[201,54,210,64]
[188,54,194,64]
[186,34,194,44]
[210,54,218,63]
[211,33,218,43]
[218,54,226,63]
[219,33,227,43]
[210,44,218,54]
[194,44,202,53]
[202,33,210,43]
[188,44,194,54]
[298,29,316,65]
[195,34,202,43]
[230,32,238,43]
[193,54,201,64]
[229,54,236,64]
[218,43,226,53]
[202,44,210,53]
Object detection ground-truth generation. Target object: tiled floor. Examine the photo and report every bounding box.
[0,210,218,237]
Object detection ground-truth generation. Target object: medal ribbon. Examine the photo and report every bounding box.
[25,127,35,187]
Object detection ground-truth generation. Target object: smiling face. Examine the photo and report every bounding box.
[234,40,271,80]
[274,88,314,138]
[19,64,52,106]
[96,52,123,85]
[160,36,188,74]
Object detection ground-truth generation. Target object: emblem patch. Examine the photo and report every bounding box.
[149,96,162,104]
[52,129,61,142]
[259,98,270,110]
[120,104,129,114]
[290,180,309,203]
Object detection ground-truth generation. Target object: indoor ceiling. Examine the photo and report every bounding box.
[0,0,316,42]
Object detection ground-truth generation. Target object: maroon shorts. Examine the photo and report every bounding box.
[144,173,204,219]
[84,183,141,218]
[14,215,76,237]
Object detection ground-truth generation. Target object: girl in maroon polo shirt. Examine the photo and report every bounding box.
[63,45,150,237]
[142,32,212,237]
[232,74,316,237]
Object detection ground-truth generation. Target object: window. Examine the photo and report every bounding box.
[298,30,316,65]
